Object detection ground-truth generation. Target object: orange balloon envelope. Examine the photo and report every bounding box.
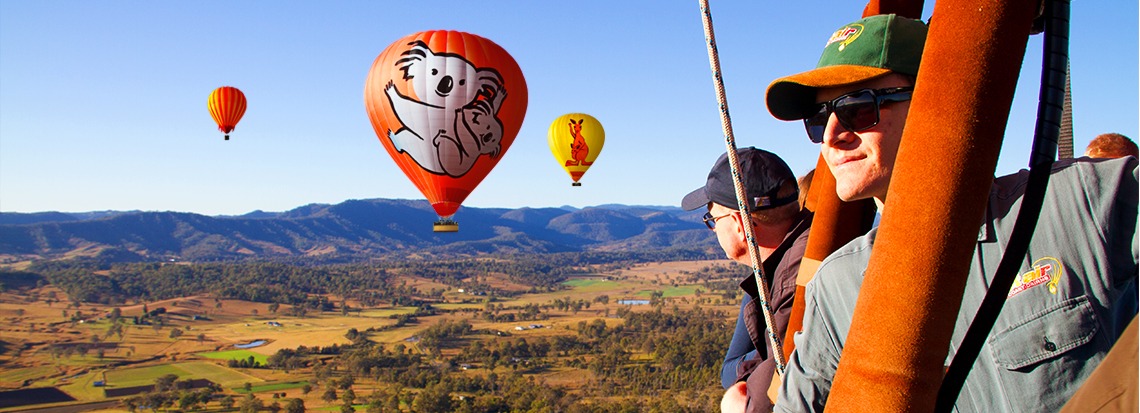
[207,86,246,140]
[548,113,604,186]
[364,30,528,231]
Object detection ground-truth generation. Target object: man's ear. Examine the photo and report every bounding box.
[732,212,748,240]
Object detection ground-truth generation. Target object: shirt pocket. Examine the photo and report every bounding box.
[986,295,1105,411]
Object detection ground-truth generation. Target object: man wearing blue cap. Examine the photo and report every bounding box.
[682,147,812,413]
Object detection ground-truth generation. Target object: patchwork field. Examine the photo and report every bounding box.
[0,258,743,412]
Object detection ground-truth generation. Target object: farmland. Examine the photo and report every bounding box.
[0,258,744,412]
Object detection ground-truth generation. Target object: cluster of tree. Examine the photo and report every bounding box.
[416,319,474,356]
[121,375,222,412]
[0,270,45,292]
[26,261,401,305]
[266,344,345,371]
[226,355,264,369]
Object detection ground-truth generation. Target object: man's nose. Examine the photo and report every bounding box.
[823,115,853,147]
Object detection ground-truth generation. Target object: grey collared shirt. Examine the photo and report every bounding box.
[775,157,1139,413]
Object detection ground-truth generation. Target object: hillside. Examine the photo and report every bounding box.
[0,199,717,262]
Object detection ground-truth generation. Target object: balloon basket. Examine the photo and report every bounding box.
[571,182,582,187]
[224,135,230,140]
[433,219,459,232]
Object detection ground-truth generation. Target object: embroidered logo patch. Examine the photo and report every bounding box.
[1007,257,1063,298]
[826,24,863,51]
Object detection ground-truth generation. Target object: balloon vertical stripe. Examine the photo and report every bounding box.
[208,86,247,140]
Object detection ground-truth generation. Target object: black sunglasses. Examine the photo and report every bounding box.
[702,211,734,230]
[804,87,914,144]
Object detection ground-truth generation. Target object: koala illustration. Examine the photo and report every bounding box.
[384,41,507,177]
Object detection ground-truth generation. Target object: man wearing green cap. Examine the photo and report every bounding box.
[759,14,1138,413]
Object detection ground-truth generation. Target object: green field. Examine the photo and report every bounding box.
[233,380,310,393]
[635,285,699,298]
[196,349,269,365]
[562,278,606,288]
[0,364,57,383]
[176,362,262,387]
[103,362,261,389]
[105,364,185,388]
[355,307,419,317]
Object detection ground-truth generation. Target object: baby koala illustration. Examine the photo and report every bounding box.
[384,40,507,177]
[565,118,593,167]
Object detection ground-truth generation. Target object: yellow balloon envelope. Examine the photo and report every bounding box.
[547,113,604,186]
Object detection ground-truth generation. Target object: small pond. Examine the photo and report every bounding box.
[234,340,267,349]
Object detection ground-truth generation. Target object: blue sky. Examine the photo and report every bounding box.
[1,1,1136,216]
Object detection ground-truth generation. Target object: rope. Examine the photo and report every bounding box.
[698,0,786,375]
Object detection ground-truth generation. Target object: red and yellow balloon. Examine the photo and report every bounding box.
[207,86,246,140]
[547,113,604,186]
[364,30,527,232]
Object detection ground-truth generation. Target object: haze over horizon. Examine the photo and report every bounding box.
[0,197,684,217]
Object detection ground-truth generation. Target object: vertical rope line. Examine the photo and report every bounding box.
[698,0,786,375]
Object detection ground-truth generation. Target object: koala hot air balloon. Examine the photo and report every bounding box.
[364,31,527,232]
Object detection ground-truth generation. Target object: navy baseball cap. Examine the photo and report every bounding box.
[682,147,798,212]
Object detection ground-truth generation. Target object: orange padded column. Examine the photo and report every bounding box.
[826,0,1037,412]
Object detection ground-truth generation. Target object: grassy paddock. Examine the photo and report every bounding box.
[175,362,262,387]
[101,362,260,389]
[233,380,309,394]
[356,307,419,317]
[104,364,185,388]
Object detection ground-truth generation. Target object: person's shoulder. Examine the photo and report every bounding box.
[1050,156,1137,176]
[992,156,1137,200]
[808,228,877,292]
[821,228,877,265]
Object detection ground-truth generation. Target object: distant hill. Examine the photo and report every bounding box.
[0,199,717,262]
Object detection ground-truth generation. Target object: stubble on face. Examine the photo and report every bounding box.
[817,74,912,203]
[709,203,745,262]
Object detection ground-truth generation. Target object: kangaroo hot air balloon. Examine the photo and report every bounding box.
[548,113,604,186]
[207,86,247,140]
[364,31,528,232]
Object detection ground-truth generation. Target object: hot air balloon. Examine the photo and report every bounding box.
[547,113,604,186]
[364,31,528,232]
[207,86,247,140]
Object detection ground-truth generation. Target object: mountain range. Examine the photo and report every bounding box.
[0,199,718,262]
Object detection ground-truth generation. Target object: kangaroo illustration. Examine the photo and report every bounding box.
[565,119,593,167]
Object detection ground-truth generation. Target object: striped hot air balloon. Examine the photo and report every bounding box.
[207,86,247,140]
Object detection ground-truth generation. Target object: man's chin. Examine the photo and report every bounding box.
[835,186,873,202]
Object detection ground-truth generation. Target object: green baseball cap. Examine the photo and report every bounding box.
[766,14,928,121]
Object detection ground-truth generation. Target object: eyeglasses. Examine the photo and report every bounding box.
[702,211,734,230]
[804,87,914,144]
